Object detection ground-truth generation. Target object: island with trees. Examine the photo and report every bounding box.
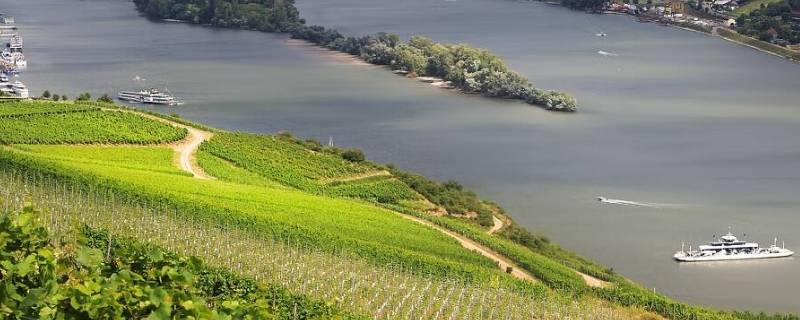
[131,0,577,112]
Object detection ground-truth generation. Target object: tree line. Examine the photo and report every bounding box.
[132,0,302,32]
[736,0,800,45]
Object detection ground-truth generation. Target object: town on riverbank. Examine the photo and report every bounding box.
[559,0,800,61]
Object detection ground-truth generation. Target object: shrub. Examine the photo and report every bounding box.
[342,149,366,162]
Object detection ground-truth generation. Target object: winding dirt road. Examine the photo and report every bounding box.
[394,213,537,282]
[488,215,504,235]
[111,108,213,179]
[171,125,213,179]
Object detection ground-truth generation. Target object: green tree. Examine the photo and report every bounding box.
[342,149,366,162]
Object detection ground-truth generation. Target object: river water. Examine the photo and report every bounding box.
[5,0,800,313]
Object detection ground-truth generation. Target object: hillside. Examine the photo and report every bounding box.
[0,100,795,319]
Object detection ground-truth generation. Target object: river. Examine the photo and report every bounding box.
[4,0,800,313]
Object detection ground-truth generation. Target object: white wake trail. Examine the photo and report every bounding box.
[596,196,683,208]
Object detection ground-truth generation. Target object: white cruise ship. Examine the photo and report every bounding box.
[118,88,180,106]
[674,230,793,262]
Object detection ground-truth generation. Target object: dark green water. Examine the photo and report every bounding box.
[5,0,800,313]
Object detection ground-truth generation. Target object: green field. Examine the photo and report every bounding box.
[0,108,187,144]
[3,144,500,280]
[200,132,423,205]
[0,100,98,117]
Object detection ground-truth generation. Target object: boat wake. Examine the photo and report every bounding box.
[597,50,619,57]
[596,196,681,208]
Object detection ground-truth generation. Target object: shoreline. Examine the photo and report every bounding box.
[594,7,800,63]
[284,38,373,66]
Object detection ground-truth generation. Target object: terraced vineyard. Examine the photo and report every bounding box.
[1,144,500,281]
[199,133,422,205]
[0,104,186,144]
[0,100,99,117]
[0,169,654,319]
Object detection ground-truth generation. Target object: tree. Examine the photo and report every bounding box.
[41,90,51,99]
[393,44,427,76]
[52,95,60,101]
[341,149,366,162]
[77,92,92,101]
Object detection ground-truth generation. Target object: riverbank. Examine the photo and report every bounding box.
[584,4,800,63]
[714,27,800,62]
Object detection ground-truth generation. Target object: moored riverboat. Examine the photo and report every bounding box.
[118,88,180,106]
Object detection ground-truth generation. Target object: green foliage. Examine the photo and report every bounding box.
[500,223,615,282]
[325,177,421,204]
[80,228,362,320]
[389,167,494,226]
[0,107,187,145]
[341,149,366,162]
[736,0,800,45]
[97,94,114,104]
[289,29,577,111]
[419,213,589,294]
[0,145,501,283]
[0,100,98,118]
[561,0,607,10]
[200,132,373,190]
[76,92,92,101]
[0,207,275,319]
[133,0,302,32]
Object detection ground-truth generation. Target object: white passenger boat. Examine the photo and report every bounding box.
[117,88,180,106]
[674,230,793,262]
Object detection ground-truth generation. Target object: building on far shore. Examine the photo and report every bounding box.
[665,0,686,14]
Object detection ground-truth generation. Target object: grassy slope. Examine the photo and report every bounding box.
[199,133,422,206]
[0,102,187,144]
[5,144,500,278]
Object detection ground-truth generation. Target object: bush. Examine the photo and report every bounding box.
[342,149,366,162]
[97,93,114,103]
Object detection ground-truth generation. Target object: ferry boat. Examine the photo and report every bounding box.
[117,88,180,106]
[674,230,793,262]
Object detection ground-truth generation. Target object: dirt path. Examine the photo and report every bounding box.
[322,170,392,184]
[395,213,537,282]
[488,215,504,235]
[106,108,214,179]
[172,126,214,180]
